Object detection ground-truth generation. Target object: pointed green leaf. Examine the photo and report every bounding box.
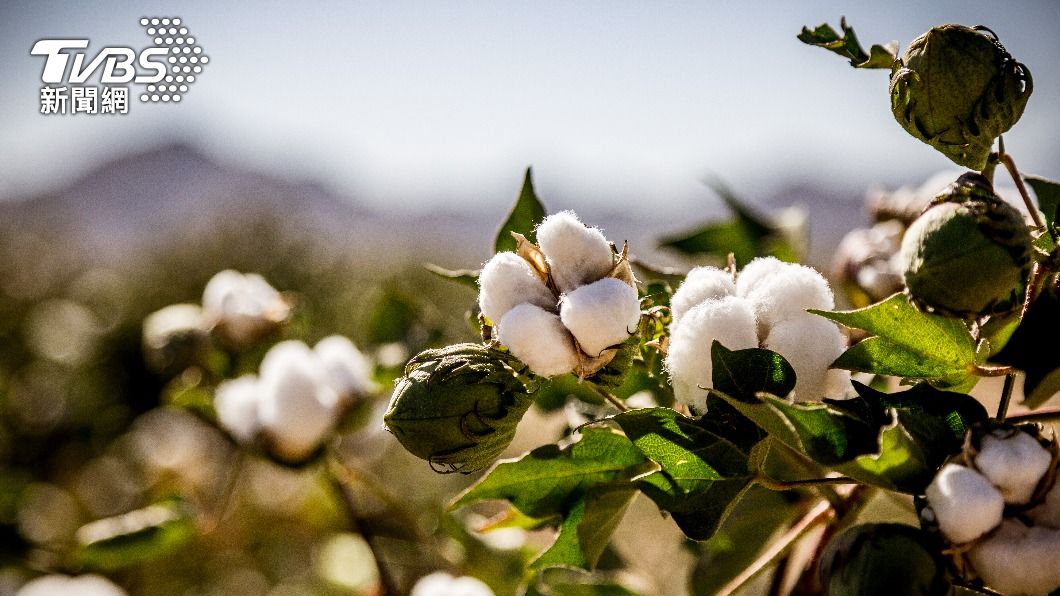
[530,484,637,571]
[423,263,480,289]
[812,293,977,386]
[495,167,547,254]
[449,427,647,518]
[710,342,797,402]
[993,283,1060,408]
[75,499,196,570]
[1026,175,1060,228]
[832,411,933,491]
[798,18,897,69]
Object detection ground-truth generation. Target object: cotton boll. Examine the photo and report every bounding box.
[973,430,1052,505]
[497,303,579,377]
[477,252,555,323]
[257,341,338,461]
[214,375,261,443]
[763,316,845,401]
[670,267,736,325]
[967,519,1060,596]
[1028,475,1060,530]
[410,572,494,596]
[824,368,856,399]
[925,464,1005,544]
[536,211,614,293]
[17,574,128,596]
[737,258,834,332]
[202,270,290,346]
[665,296,758,413]
[314,335,374,404]
[559,278,641,356]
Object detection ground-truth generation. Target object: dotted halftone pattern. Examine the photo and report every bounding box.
[138,17,208,103]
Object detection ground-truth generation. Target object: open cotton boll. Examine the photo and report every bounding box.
[410,572,495,596]
[967,519,1060,596]
[925,464,1005,544]
[535,211,614,293]
[497,303,579,377]
[974,430,1052,505]
[202,270,289,345]
[670,267,736,325]
[559,278,641,356]
[763,315,845,401]
[257,341,339,461]
[665,296,758,413]
[477,252,555,323]
[1028,474,1060,529]
[214,375,261,443]
[16,574,128,596]
[737,258,834,332]
[314,335,374,403]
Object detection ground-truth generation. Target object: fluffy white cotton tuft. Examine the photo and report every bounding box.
[214,375,261,443]
[559,278,641,356]
[974,430,1052,505]
[967,519,1060,596]
[665,296,758,413]
[736,257,834,333]
[925,463,1005,544]
[16,574,128,596]
[202,270,289,345]
[1028,473,1060,530]
[763,316,845,401]
[410,572,495,596]
[535,211,614,293]
[477,252,555,323]
[669,267,736,325]
[314,335,374,403]
[257,341,339,461]
[497,303,579,377]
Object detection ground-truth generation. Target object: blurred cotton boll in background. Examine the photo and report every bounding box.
[202,270,291,348]
[16,574,127,596]
[410,572,494,596]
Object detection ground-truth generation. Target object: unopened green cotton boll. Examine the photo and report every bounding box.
[819,523,949,596]
[967,519,1060,595]
[900,173,1032,317]
[383,344,534,473]
[669,266,736,325]
[890,24,1032,169]
[498,303,580,377]
[535,211,615,293]
[975,429,1052,505]
[559,277,641,357]
[665,296,758,413]
[924,463,1004,544]
[477,252,555,323]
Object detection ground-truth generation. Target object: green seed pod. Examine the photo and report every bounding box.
[900,173,1032,317]
[819,523,950,596]
[890,25,1032,170]
[383,343,533,473]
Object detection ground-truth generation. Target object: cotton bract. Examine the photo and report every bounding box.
[924,463,1004,545]
[477,211,638,378]
[665,257,847,410]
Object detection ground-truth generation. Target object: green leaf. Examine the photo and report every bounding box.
[710,342,796,402]
[495,167,547,254]
[365,286,421,346]
[611,407,754,540]
[526,568,639,596]
[812,293,977,387]
[993,283,1060,408]
[798,18,898,69]
[423,263,479,290]
[449,427,647,519]
[530,484,637,570]
[75,499,196,570]
[1026,175,1060,228]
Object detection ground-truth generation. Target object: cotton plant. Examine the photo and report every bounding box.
[377,18,1060,596]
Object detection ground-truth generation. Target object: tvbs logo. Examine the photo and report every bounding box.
[31,40,167,84]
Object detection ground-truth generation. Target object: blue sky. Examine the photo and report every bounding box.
[1,1,1058,215]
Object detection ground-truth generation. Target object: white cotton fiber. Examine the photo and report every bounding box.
[669,267,736,325]
[477,252,556,323]
[497,303,579,377]
[736,257,834,333]
[925,464,1005,545]
[314,335,374,403]
[202,270,289,345]
[559,278,641,356]
[213,375,261,443]
[975,430,1052,505]
[410,572,495,596]
[1028,474,1060,530]
[535,211,615,293]
[967,519,1060,596]
[664,296,758,413]
[763,315,845,401]
[257,340,338,461]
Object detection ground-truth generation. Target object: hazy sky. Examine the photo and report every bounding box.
[1,1,1058,215]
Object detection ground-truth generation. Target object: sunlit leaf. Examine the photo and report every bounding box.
[530,484,637,570]
[75,498,195,570]
[495,167,547,254]
[993,283,1060,408]
[423,263,480,290]
[798,17,898,69]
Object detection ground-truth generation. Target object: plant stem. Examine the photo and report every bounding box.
[999,152,1047,231]
[589,383,629,412]
[996,372,1016,421]
[974,365,1015,377]
[1007,405,1060,424]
